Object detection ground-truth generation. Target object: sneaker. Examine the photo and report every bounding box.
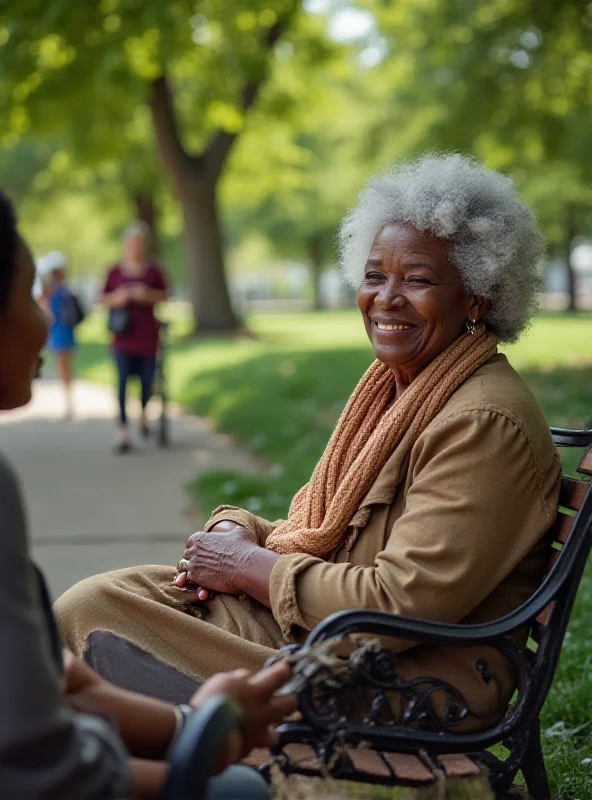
[114,441,132,455]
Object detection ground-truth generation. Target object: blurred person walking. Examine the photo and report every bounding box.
[38,250,84,420]
[102,222,168,454]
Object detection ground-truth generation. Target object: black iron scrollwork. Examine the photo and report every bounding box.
[277,637,471,734]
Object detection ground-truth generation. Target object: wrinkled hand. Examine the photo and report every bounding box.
[190,661,297,763]
[174,523,256,600]
[174,527,258,599]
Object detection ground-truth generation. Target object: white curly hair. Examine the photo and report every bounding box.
[339,153,544,342]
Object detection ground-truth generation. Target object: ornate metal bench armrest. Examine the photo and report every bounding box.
[549,427,592,447]
[306,606,535,649]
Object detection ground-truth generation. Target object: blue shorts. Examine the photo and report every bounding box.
[48,325,75,352]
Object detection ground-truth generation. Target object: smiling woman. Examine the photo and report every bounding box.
[340,153,544,342]
[358,222,489,395]
[56,154,561,736]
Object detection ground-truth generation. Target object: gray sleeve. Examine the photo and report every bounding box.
[0,456,131,799]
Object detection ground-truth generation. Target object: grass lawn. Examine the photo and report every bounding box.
[74,308,592,798]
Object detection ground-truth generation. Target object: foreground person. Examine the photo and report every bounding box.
[56,154,561,732]
[0,190,295,799]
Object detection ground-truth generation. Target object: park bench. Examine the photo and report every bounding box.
[165,427,592,800]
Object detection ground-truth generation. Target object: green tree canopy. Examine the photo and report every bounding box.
[1,0,324,331]
[365,0,592,306]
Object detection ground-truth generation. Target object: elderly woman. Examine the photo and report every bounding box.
[56,154,560,732]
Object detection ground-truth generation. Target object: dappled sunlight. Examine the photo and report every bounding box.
[501,313,592,369]
[2,0,590,793]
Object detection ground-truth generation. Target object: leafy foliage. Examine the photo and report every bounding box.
[1,0,590,304]
[364,0,592,244]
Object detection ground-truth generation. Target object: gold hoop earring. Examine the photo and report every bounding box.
[465,318,477,335]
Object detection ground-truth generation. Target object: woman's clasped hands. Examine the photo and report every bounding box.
[174,522,260,602]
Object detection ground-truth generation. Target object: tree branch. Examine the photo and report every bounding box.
[204,6,297,179]
[148,74,192,192]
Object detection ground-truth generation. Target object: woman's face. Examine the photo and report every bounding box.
[124,232,147,263]
[0,237,48,410]
[48,267,65,286]
[358,222,483,382]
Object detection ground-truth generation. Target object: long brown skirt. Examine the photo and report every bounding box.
[54,565,285,699]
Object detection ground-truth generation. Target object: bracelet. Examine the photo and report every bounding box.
[172,703,193,741]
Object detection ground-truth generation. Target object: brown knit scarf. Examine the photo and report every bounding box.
[265,327,498,557]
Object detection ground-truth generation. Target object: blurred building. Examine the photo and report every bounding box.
[231,261,355,313]
[543,241,592,311]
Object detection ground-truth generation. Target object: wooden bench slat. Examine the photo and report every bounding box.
[242,744,323,772]
[347,748,393,778]
[544,546,561,574]
[438,754,481,778]
[241,747,271,769]
[284,743,323,771]
[578,447,592,477]
[536,601,554,627]
[559,477,590,511]
[244,746,482,785]
[554,510,574,544]
[242,745,394,779]
[382,752,434,783]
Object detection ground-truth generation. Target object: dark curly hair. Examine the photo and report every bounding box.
[0,190,19,309]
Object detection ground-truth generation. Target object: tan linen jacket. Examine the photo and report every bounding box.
[206,353,561,729]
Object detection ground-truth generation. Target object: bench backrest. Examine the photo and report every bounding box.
[527,433,591,708]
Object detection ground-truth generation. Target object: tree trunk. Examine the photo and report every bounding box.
[307,233,324,311]
[148,6,298,333]
[564,206,577,312]
[149,76,241,334]
[133,190,159,255]
[179,172,240,334]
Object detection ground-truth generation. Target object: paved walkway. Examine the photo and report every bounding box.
[0,378,262,598]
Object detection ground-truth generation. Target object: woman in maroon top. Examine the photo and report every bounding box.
[102,222,168,453]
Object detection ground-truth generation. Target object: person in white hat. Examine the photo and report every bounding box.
[37,250,83,420]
